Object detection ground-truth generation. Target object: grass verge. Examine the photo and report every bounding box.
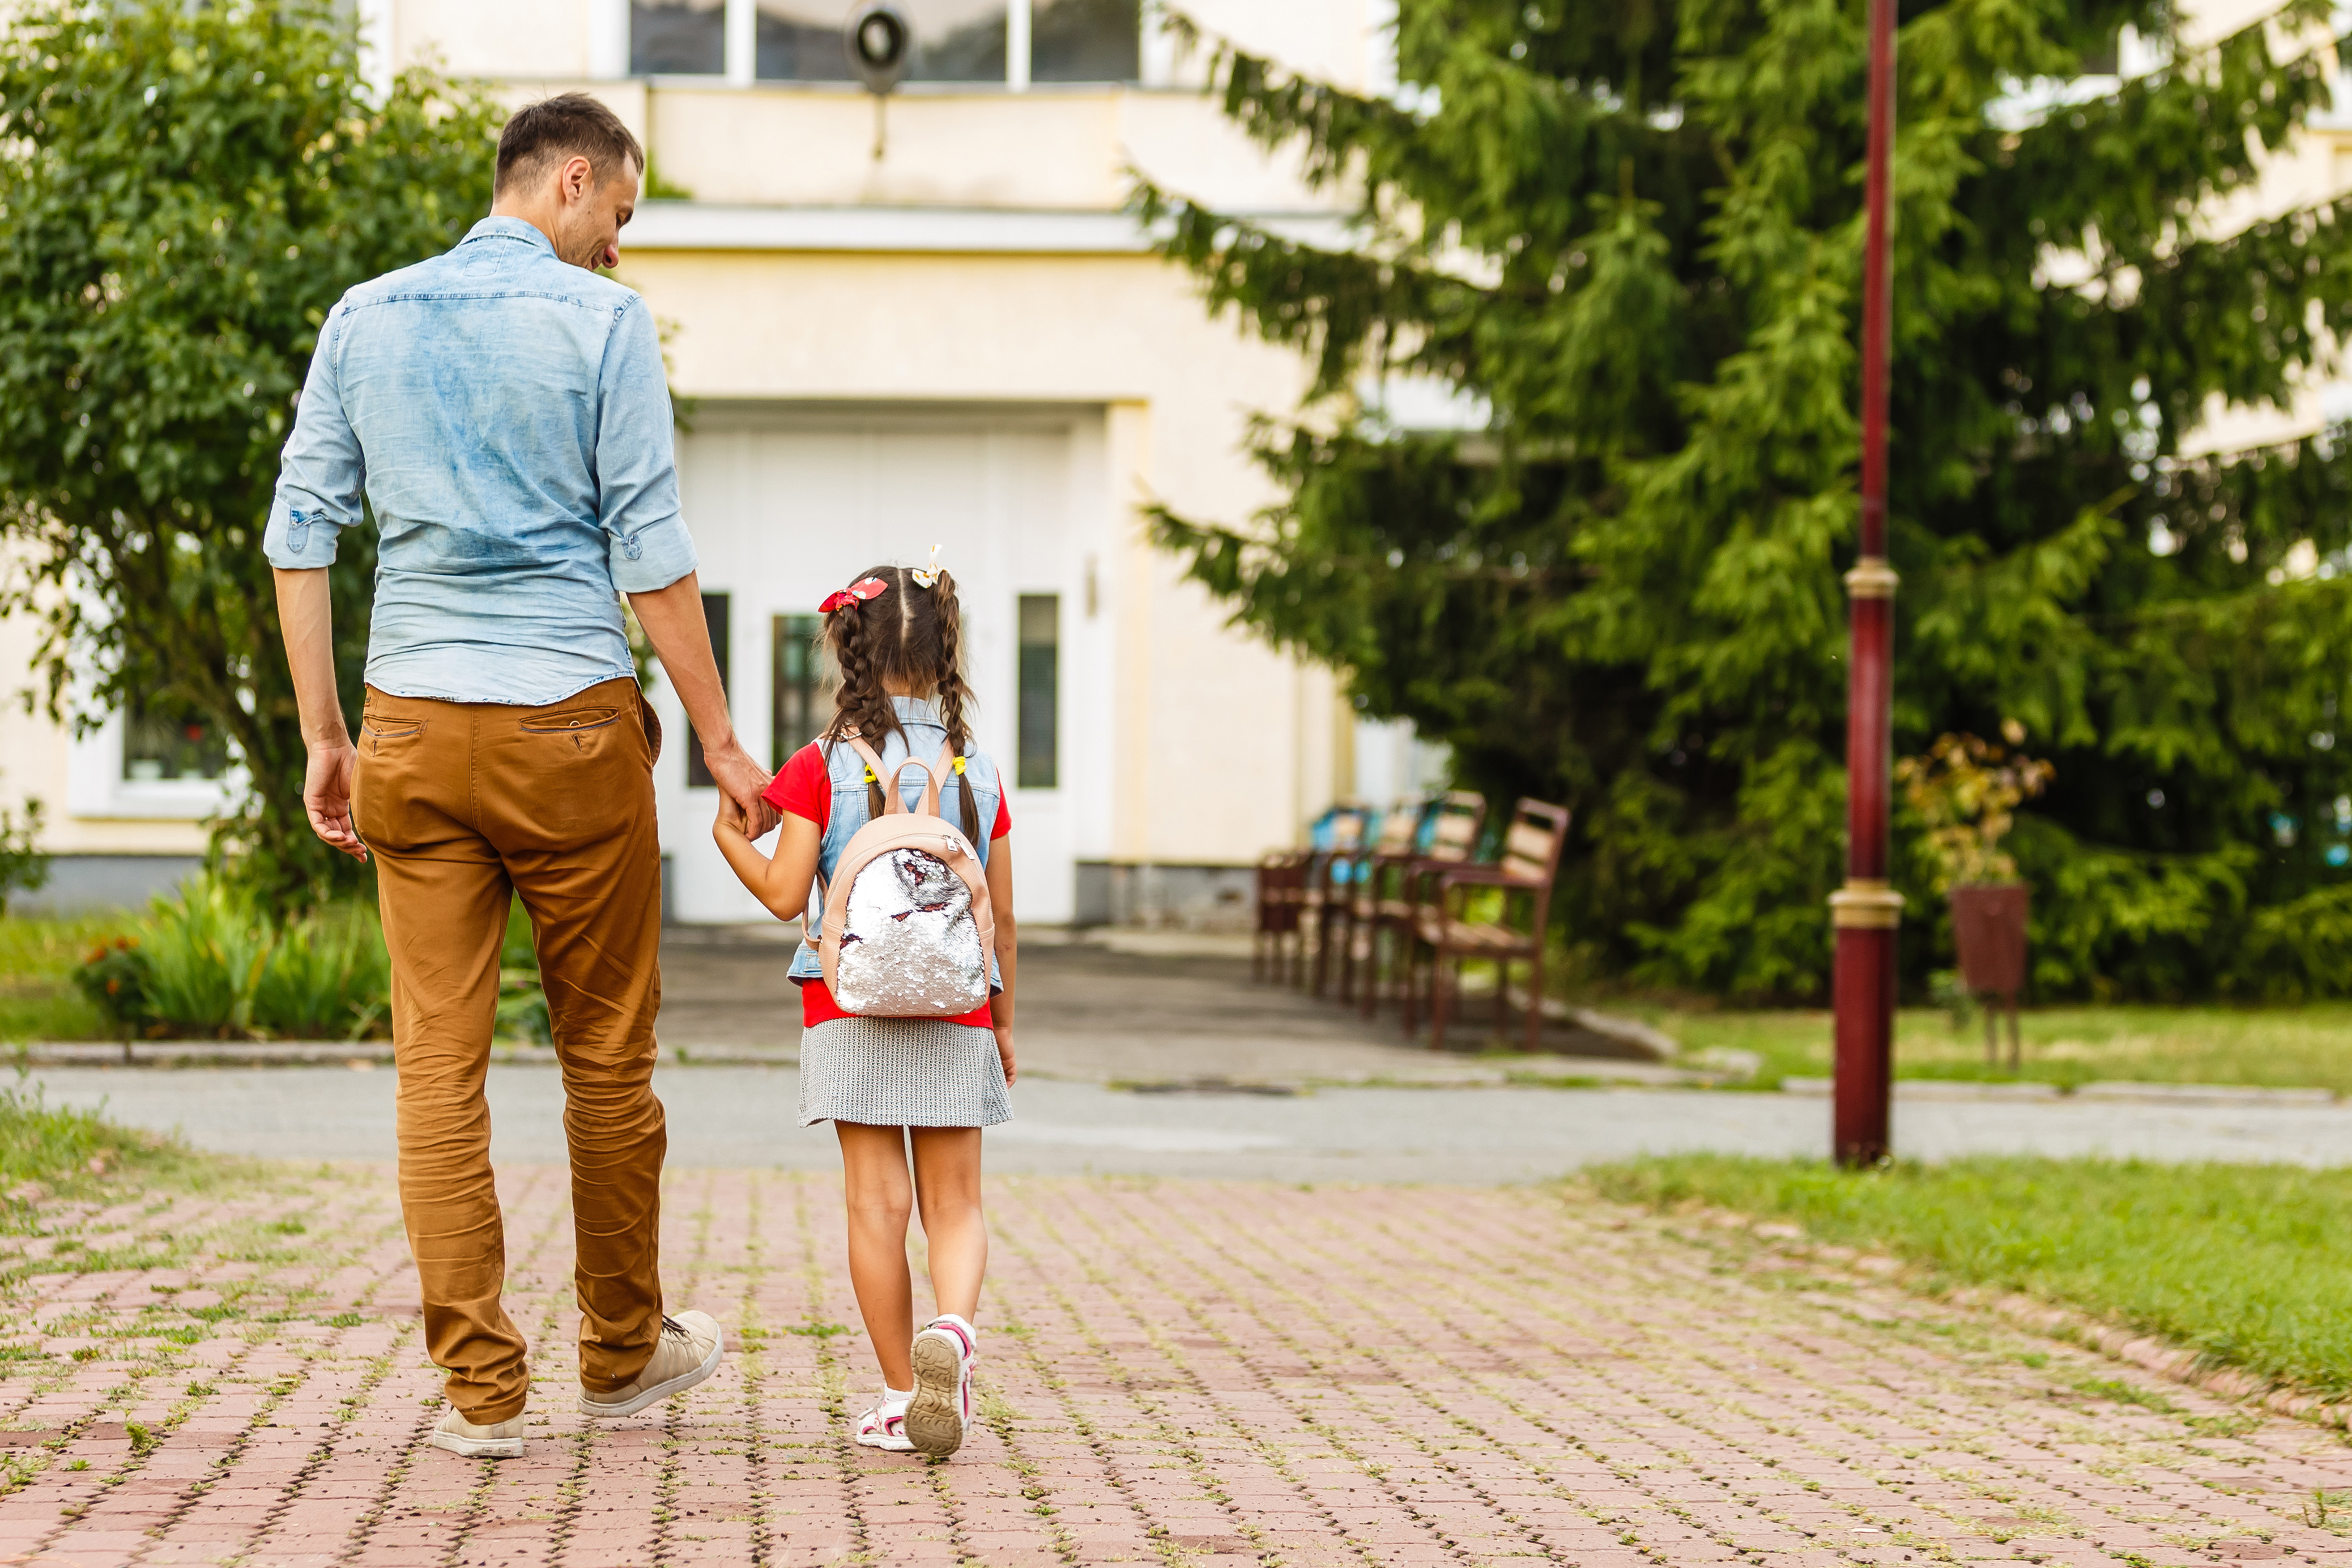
[0,1080,195,1194]
[0,916,118,1043]
[1651,1003,2352,1092]
[1589,1154,2352,1400]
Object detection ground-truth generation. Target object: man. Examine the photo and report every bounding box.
[266,94,775,1459]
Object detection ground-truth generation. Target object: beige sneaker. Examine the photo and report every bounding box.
[577,1311,725,1418]
[427,1407,525,1458]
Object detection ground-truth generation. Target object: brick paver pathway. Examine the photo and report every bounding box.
[2,1166,2350,1566]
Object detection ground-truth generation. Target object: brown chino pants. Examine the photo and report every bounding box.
[353,676,666,1422]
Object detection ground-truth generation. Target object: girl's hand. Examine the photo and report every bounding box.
[992,1025,1017,1086]
[714,791,748,840]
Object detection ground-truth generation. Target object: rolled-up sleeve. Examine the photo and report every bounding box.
[264,300,365,569]
[595,297,698,593]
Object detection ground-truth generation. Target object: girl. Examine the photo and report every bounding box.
[712,561,1016,1460]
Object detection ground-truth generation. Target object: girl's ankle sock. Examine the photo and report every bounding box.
[884,1383,912,1402]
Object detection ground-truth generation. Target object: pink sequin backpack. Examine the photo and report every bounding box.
[816,734,996,1017]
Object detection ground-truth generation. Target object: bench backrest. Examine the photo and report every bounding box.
[1371,797,1425,855]
[1424,791,1486,862]
[1501,798,1572,888]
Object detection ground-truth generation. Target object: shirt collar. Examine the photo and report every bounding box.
[461,215,559,256]
[892,695,943,724]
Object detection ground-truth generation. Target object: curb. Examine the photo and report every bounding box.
[1776,1076,2341,1106]
[8,1040,800,1069]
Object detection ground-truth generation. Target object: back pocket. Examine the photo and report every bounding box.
[361,718,424,755]
[520,708,620,735]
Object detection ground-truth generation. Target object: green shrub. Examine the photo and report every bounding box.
[0,792,48,915]
[70,875,553,1042]
[138,877,269,1036]
[74,875,389,1041]
[251,904,389,1039]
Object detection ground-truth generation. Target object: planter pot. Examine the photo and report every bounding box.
[1948,881,2029,1068]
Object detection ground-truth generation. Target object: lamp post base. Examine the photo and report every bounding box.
[1830,910,1899,1167]
[1825,921,1900,1166]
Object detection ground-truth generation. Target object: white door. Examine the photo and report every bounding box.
[651,405,1106,926]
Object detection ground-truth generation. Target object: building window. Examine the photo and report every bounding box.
[123,698,229,782]
[633,0,725,75]
[755,1,855,80]
[687,591,730,787]
[913,0,1009,81]
[1032,0,1138,83]
[749,0,1136,83]
[1017,594,1058,789]
[772,613,836,768]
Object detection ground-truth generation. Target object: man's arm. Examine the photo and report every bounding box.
[272,567,367,862]
[629,573,778,837]
[265,301,368,861]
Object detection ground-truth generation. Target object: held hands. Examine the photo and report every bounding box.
[713,790,751,840]
[702,738,779,839]
[303,739,368,862]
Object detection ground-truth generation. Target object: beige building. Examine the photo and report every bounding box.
[2,0,1450,924]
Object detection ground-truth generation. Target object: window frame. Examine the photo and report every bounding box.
[1016,591,1059,791]
[687,590,732,789]
[621,0,1160,89]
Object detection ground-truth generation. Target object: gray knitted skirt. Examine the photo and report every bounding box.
[797,1016,1013,1128]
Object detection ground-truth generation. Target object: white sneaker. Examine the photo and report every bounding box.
[427,1407,524,1458]
[854,1386,914,1451]
[578,1310,724,1418]
[906,1314,975,1458]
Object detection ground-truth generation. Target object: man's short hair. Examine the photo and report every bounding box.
[495,93,644,195]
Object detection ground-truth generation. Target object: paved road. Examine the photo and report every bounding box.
[31,1063,2352,1181]
[9,1162,2351,1567]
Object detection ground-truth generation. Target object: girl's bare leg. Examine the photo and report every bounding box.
[835,1121,917,1388]
[908,1127,986,1321]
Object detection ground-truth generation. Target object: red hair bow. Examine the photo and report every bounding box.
[820,576,890,613]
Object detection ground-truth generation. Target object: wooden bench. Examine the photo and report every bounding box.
[1355,792,1487,1020]
[1295,806,1369,992]
[1330,796,1426,1005]
[1404,798,1570,1052]
[1252,848,1307,984]
[1254,805,1369,987]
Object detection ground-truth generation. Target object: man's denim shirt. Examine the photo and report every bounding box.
[262,216,696,705]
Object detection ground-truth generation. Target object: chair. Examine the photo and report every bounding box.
[1297,806,1370,993]
[1252,849,1307,984]
[1404,798,1571,1053]
[1333,798,1428,1005]
[1362,792,1487,1020]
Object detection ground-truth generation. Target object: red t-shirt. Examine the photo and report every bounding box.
[762,741,1010,1029]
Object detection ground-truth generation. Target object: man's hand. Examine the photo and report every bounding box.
[702,739,779,839]
[304,739,368,862]
[627,573,778,836]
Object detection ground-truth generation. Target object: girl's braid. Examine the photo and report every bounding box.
[931,571,981,843]
[823,585,895,821]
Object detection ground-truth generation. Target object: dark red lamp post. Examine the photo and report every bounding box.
[1830,0,1902,1165]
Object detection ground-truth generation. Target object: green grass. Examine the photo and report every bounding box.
[1650,1003,2352,1092]
[1590,1154,2352,1399]
[0,1082,185,1191]
[0,916,120,1043]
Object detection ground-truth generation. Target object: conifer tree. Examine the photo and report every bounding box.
[1140,0,2352,999]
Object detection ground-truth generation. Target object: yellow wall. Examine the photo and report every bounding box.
[617,245,1347,861]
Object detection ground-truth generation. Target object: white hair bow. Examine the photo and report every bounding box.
[910,544,943,588]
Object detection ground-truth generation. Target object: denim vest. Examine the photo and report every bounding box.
[789,695,1004,988]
